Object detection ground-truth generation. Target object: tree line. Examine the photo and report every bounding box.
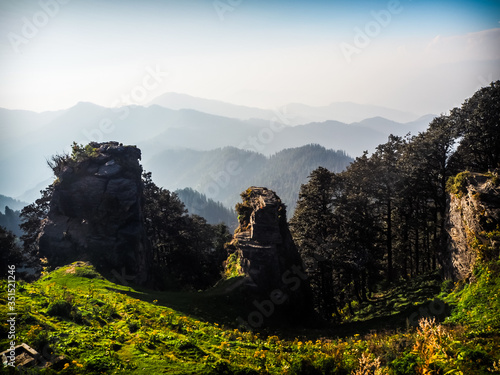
[290,81,500,320]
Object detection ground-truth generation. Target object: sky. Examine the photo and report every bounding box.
[0,0,499,116]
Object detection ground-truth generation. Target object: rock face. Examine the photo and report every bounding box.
[38,142,149,283]
[443,172,500,280]
[225,187,311,324]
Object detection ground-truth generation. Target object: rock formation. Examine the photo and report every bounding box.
[443,171,500,280]
[38,142,149,284]
[224,187,311,325]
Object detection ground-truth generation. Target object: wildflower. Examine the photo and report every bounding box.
[63,363,70,370]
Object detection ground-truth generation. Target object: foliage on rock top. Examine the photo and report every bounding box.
[446,171,472,198]
[70,142,100,162]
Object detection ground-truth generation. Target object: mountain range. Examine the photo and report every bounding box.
[149,92,421,124]
[0,93,435,204]
[146,144,352,215]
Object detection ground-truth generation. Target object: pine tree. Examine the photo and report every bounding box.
[290,167,340,319]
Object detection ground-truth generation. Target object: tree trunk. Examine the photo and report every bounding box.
[386,199,393,282]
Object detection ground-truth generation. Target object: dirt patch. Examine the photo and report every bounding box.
[64,261,92,274]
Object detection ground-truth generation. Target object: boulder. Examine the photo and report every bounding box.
[38,142,149,284]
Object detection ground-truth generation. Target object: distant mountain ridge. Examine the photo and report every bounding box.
[148,92,422,124]
[0,96,435,202]
[146,144,353,216]
[149,92,274,122]
[175,188,237,231]
[0,195,27,213]
[285,102,420,124]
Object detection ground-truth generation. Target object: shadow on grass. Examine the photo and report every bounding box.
[105,277,250,326]
[104,271,451,340]
[330,298,453,338]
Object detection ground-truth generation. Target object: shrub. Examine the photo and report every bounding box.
[74,267,102,279]
[446,171,471,198]
[127,319,140,333]
[224,251,243,279]
[26,325,49,352]
[440,279,454,295]
[84,354,114,373]
[47,300,72,318]
[352,352,386,375]
[390,352,419,375]
[71,142,99,161]
[412,318,451,374]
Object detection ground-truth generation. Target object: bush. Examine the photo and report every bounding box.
[84,354,114,373]
[26,325,50,352]
[127,319,140,333]
[74,267,102,279]
[446,171,471,198]
[47,300,72,318]
[390,351,419,375]
[224,252,242,279]
[288,358,323,375]
[440,279,454,295]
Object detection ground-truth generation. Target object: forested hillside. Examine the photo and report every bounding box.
[148,144,353,216]
[175,188,237,231]
[0,206,22,237]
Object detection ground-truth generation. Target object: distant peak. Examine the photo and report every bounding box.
[70,101,104,110]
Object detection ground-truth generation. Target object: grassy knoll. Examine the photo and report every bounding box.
[1,261,499,374]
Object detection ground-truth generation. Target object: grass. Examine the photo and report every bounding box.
[1,261,499,374]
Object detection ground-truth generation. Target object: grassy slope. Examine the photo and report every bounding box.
[1,262,499,375]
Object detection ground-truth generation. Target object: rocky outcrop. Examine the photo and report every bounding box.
[443,171,500,280]
[38,142,149,284]
[224,187,311,324]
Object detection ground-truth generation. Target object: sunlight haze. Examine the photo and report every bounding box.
[0,0,499,115]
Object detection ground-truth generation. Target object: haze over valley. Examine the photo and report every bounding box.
[0,94,433,208]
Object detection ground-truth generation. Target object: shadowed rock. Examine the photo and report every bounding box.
[224,187,311,326]
[38,142,149,284]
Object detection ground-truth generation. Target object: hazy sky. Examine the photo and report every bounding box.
[0,0,499,115]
